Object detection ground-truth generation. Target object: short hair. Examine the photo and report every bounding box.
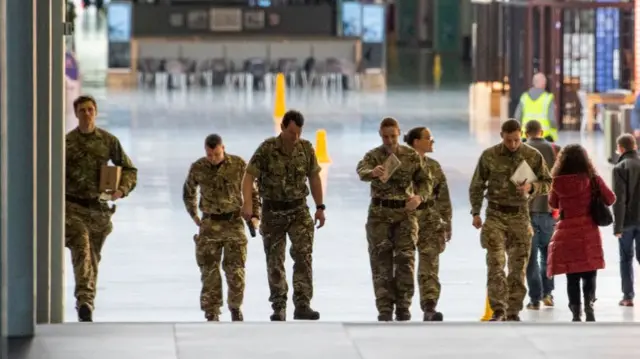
[282,110,304,128]
[501,119,521,134]
[617,133,637,152]
[380,117,399,129]
[73,95,97,112]
[404,127,426,147]
[525,119,543,135]
[205,134,223,149]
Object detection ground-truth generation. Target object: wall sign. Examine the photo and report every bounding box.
[209,8,242,32]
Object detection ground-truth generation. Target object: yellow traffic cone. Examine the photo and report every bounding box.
[272,73,286,135]
[480,295,493,321]
[315,129,331,164]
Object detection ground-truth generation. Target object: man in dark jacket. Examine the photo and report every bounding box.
[523,120,559,310]
[613,133,640,307]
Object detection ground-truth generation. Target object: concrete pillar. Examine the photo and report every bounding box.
[5,0,36,337]
[0,0,8,350]
[50,0,66,324]
[36,0,53,325]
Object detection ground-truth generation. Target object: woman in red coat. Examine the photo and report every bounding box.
[547,144,616,322]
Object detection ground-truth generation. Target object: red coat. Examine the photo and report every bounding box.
[546,174,616,277]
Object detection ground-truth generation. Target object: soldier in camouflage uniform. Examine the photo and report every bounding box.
[183,134,260,322]
[469,119,552,321]
[242,110,326,321]
[65,95,137,322]
[356,118,433,322]
[404,127,452,321]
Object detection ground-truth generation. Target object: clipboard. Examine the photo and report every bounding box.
[510,160,537,185]
[380,153,401,183]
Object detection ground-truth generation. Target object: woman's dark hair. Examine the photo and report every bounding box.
[403,127,426,147]
[551,144,596,177]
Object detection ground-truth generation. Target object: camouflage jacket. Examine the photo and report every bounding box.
[246,135,321,201]
[183,154,260,219]
[469,143,552,214]
[417,157,452,226]
[356,145,433,201]
[66,127,137,200]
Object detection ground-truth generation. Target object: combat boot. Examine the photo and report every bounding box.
[77,303,93,322]
[489,310,505,321]
[270,308,286,321]
[293,305,320,320]
[505,314,521,322]
[206,313,219,322]
[569,304,581,322]
[377,312,393,321]
[230,308,243,322]
[422,301,443,321]
[395,308,411,321]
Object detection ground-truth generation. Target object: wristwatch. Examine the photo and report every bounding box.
[316,204,326,210]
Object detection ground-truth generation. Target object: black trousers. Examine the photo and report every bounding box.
[566,270,597,306]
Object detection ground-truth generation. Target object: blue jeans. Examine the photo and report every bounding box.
[619,225,640,300]
[526,212,555,302]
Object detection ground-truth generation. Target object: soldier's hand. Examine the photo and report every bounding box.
[242,202,253,221]
[472,215,483,229]
[517,180,532,195]
[314,209,325,229]
[112,190,124,200]
[372,165,385,178]
[193,216,201,227]
[405,195,421,211]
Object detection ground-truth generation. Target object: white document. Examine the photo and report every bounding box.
[510,160,538,185]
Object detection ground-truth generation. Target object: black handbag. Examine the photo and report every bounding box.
[589,176,613,227]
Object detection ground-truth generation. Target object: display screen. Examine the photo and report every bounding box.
[595,0,620,92]
[107,1,132,69]
[361,4,384,43]
[342,1,362,37]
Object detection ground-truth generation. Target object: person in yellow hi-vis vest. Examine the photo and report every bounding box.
[514,73,559,142]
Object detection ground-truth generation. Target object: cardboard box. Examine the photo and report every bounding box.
[99,165,122,192]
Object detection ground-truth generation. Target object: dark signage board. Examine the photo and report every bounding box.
[108,1,133,69]
[131,4,336,37]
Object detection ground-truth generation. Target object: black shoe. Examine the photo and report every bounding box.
[377,312,393,322]
[270,308,286,321]
[395,308,411,321]
[293,306,320,320]
[584,304,595,322]
[526,302,540,310]
[423,311,443,321]
[206,313,220,322]
[506,314,521,322]
[78,304,93,322]
[230,308,243,322]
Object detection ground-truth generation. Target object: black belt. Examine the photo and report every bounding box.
[417,200,435,210]
[262,198,305,212]
[371,198,406,209]
[488,202,525,214]
[203,211,239,221]
[65,195,101,208]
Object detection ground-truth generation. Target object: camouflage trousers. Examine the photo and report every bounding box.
[416,209,446,310]
[366,206,418,314]
[195,216,247,315]
[260,205,315,310]
[481,207,533,316]
[65,201,114,309]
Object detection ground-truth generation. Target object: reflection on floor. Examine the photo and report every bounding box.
[55,87,639,325]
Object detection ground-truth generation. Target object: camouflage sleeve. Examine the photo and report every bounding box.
[413,155,433,202]
[251,180,261,219]
[182,164,199,219]
[469,152,489,215]
[246,142,266,178]
[532,152,552,197]
[433,161,452,226]
[111,137,137,196]
[356,151,377,182]
[306,142,322,177]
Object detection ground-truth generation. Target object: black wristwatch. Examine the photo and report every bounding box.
[316,204,326,211]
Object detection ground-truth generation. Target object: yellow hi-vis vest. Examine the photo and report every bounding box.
[520,92,558,142]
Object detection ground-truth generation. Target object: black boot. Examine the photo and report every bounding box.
[270,308,286,321]
[77,303,93,322]
[584,302,595,322]
[293,305,320,320]
[569,304,581,322]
